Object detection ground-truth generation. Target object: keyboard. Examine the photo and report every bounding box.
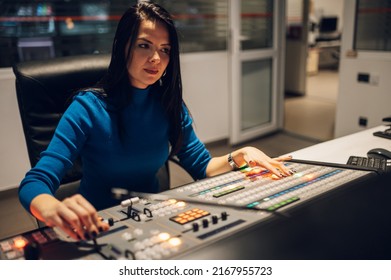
[347,156,391,173]
[373,129,391,140]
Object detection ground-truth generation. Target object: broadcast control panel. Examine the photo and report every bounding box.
[1,160,388,260]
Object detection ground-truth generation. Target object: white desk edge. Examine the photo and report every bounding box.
[284,125,391,164]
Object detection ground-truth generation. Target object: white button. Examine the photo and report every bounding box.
[133,228,143,236]
[133,242,144,251]
[135,251,147,260]
[150,236,160,244]
[142,238,153,247]
[121,232,133,241]
[139,214,148,221]
[150,250,162,259]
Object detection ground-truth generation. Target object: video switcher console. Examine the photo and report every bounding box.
[1,159,390,260]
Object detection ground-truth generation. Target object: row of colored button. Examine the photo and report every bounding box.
[265,196,300,211]
[189,178,245,197]
[246,170,342,209]
[212,185,245,198]
[170,208,210,225]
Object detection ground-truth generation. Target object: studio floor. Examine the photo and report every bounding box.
[0,70,338,240]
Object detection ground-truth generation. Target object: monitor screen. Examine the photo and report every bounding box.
[319,16,338,33]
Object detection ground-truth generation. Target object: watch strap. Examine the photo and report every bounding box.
[228,153,240,170]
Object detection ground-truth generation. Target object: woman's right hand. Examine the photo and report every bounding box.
[30,194,110,241]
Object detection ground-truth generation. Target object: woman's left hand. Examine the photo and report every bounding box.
[232,146,293,178]
[206,146,294,178]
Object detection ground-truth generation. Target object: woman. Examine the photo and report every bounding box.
[19,2,292,241]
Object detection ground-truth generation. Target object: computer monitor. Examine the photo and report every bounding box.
[319,16,338,33]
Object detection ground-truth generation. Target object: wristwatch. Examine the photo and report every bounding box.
[228,153,240,170]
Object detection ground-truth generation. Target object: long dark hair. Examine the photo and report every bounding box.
[97,2,185,156]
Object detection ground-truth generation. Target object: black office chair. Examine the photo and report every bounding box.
[13,54,189,227]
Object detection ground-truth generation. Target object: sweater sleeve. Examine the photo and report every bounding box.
[175,105,211,180]
[18,92,95,213]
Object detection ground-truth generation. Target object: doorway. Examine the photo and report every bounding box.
[284,0,343,142]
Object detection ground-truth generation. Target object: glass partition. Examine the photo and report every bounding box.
[240,0,273,50]
[154,0,228,52]
[0,0,228,68]
[241,59,272,131]
[354,0,391,51]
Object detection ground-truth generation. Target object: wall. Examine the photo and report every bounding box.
[285,0,308,95]
[0,52,229,192]
[181,52,229,142]
[336,57,391,137]
[0,68,30,191]
[285,40,307,95]
[335,0,391,137]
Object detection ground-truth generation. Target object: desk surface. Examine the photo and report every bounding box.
[287,125,391,164]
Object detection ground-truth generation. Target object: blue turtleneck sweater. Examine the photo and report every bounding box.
[19,87,211,211]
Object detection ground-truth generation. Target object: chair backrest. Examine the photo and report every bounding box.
[13,54,111,200]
